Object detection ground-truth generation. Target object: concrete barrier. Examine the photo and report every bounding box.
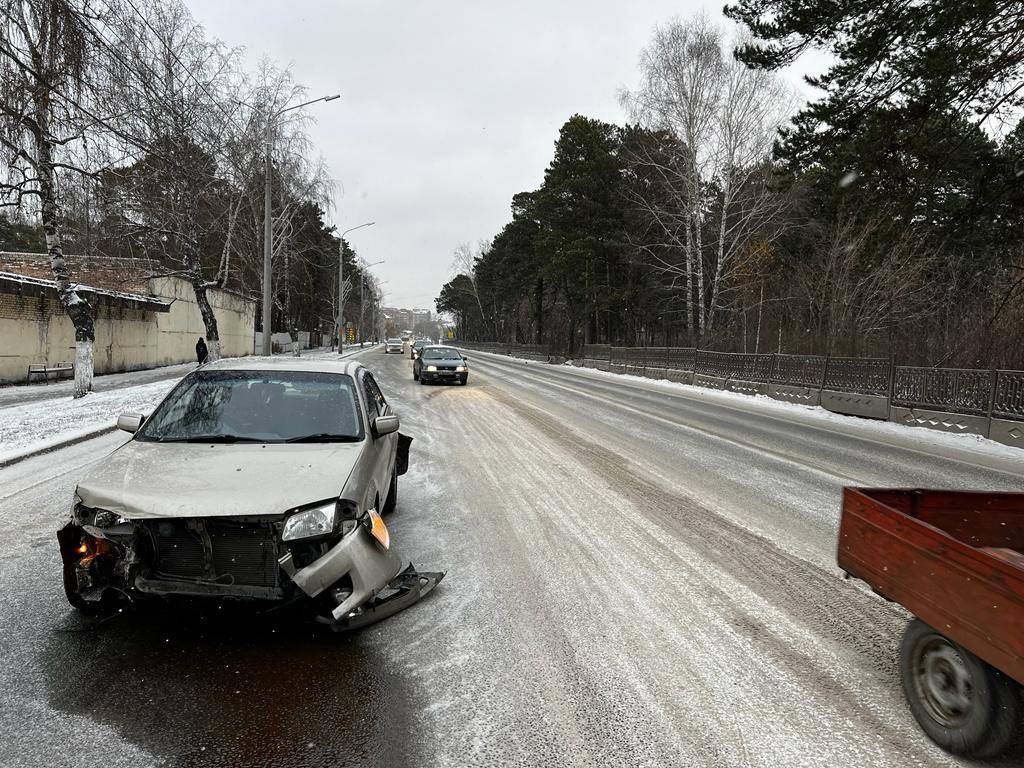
[821,390,889,419]
[889,406,988,437]
[768,383,822,407]
[989,418,1024,449]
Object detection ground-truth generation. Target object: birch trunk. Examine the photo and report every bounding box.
[35,104,95,397]
[706,171,732,336]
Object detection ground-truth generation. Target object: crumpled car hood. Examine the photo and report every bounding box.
[75,439,362,519]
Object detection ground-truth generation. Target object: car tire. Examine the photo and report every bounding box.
[900,619,1023,757]
[460,376,468,385]
[419,377,426,385]
[382,464,397,515]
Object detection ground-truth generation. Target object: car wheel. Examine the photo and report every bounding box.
[419,377,426,385]
[382,464,398,515]
[900,619,1023,757]
[460,376,468,385]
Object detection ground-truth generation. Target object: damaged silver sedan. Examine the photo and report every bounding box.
[58,357,442,631]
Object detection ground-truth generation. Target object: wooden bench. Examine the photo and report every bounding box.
[27,362,74,384]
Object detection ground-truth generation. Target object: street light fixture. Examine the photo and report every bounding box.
[261,93,341,356]
[337,222,375,352]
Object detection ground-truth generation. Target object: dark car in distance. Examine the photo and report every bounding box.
[413,346,468,385]
[410,339,429,360]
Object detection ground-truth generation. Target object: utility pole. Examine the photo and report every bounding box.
[259,93,340,356]
[262,140,272,355]
[357,258,384,346]
[337,222,375,352]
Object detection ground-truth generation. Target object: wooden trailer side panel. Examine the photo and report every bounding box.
[838,488,1024,685]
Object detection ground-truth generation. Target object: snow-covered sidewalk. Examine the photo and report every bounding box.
[0,378,179,465]
[0,360,197,409]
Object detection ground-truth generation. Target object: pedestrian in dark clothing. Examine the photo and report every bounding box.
[196,337,209,365]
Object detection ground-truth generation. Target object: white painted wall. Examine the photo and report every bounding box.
[0,276,255,384]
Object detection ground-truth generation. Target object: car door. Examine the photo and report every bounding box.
[359,370,396,510]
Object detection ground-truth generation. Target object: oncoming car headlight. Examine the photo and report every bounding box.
[426,365,438,371]
[455,365,467,372]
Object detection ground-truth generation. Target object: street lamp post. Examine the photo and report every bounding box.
[337,222,375,352]
[358,259,384,346]
[261,93,340,356]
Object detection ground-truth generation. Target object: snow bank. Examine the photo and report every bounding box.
[0,378,178,462]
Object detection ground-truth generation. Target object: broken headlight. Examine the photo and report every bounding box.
[282,500,359,542]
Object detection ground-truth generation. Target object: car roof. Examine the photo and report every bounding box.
[201,355,366,378]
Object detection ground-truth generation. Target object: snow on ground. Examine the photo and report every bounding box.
[0,360,197,409]
[0,378,179,462]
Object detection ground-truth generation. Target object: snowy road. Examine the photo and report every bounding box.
[2,346,1022,767]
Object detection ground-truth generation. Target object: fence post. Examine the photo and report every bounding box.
[820,353,831,397]
[887,354,896,421]
[768,352,777,385]
[986,370,999,439]
[693,348,702,386]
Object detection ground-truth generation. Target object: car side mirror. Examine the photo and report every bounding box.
[117,413,145,433]
[372,414,400,437]
[462,355,469,360]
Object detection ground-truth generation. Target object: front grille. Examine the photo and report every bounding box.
[149,520,279,587]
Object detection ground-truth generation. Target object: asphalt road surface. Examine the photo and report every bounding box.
[3,346,1023,768]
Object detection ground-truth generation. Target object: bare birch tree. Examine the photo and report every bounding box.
[98,0,245,360]
[0,0,103,396]
[621,16,793,343]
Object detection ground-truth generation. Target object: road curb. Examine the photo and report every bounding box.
[0,424,120,469]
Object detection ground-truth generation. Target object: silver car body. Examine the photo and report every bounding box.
[62,357,408,622]
[385,338,403,354]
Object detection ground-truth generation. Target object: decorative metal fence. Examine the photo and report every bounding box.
[893,367,994,415]
[823,357,890,396]
[666,347,696,372]
[993,370,1024,420]
[772,354,826,387]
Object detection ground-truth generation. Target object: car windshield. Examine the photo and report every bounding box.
[136,370,363,443]
[421,347,459,360]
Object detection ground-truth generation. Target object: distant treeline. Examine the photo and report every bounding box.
[437,7,1024,369]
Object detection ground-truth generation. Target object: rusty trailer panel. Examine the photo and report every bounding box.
[837,488,1024,685]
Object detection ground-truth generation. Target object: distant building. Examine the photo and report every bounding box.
[0,252,255,384]
[382,306,433,332]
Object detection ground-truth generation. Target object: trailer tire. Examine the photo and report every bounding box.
[900,619,1022,758]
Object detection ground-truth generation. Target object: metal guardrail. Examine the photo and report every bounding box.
[456,341,1024,442]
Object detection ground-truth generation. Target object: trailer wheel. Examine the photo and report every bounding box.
[900,619,1021,757]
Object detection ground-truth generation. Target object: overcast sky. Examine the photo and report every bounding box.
[189,1,823,312]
